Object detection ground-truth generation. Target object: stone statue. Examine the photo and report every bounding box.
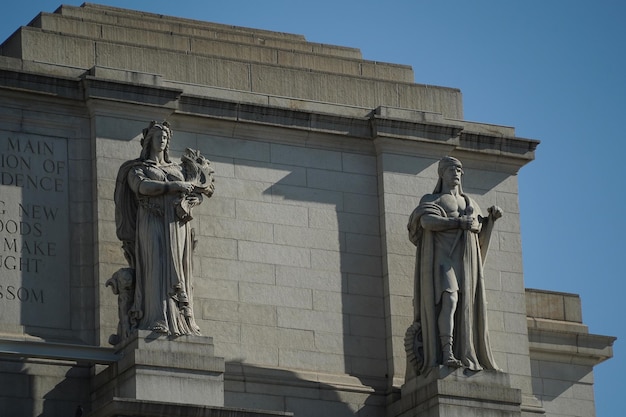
[105,268,135,345]
[405,156,501,375]
[108,121,214,344]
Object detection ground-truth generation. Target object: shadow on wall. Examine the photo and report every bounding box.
[263,163,387,382]
[225,362,384,417]
[40,365,91,417]
[0,361,89,417]
[156,124,516,415]
[531,360,595,415]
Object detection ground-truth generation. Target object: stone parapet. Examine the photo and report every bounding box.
[0,27,454,117]
[57,4,312,49]
[525,289,614,416]
[0,3,471,118]
[29,12,413,82]
[57,3,359,59]
[526,289,615,366]
[526,289,583,324]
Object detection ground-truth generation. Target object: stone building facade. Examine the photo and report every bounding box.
[0,3,614,417]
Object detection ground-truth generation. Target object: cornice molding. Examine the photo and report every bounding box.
[527,326,616,366]
[0,68,538,166]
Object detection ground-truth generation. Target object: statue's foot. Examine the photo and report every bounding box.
[444,357,463,368]
[440,340,462,368]
[150,322,170,334]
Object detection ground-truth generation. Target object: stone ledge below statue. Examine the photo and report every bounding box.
[389,367,523,417]
[89,397,293,417]
[92,330,225,410]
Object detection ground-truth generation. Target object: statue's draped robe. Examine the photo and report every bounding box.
[408,198,498,374]
[115,159,201,336]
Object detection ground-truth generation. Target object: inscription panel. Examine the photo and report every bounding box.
[0,135,70,330]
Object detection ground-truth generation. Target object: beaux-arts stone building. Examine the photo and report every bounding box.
[0,3,615,417]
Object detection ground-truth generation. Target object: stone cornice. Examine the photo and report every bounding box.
[0,335,118,364]
[0,67,538,166]
[371,108,538,170]
[460,131,539,160]
[82,76,182,108]
[0,67,82,100]
[527,324,616,366]
[370,114,464,144]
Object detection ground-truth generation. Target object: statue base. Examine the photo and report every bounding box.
[389,367,522,417]
[92,330,225,410]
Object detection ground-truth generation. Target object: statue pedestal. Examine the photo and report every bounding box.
[389,367,522,417]
[92,330,225,410]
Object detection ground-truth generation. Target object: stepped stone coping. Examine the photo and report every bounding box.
[2,28,452,115]
[0,3,462,117]
[27,13,414,82]
[54,3,362,59]
[4,27,416,86]
[79,2,306,42]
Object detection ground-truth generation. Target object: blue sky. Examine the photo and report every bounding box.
[1,1,623,415]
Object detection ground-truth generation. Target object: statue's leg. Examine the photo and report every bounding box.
[439,291,462,367]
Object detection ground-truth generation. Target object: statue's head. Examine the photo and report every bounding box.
[140,121,172,162]
[437,156,463,179]
[433,156,464,193]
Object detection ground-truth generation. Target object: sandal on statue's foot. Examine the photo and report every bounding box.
[443,356,463,368]
[150,322,169,334]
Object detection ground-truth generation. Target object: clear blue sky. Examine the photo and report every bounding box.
[1,1,623,416]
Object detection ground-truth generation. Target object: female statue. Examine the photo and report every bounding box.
[111,121,214,340]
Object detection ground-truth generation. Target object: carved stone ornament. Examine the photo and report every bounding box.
[406,156,502,376]
[107,121,215,344]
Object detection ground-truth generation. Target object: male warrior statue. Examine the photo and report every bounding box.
[406,156,501,375]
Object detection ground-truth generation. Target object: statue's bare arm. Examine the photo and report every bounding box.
[136,177,194,196]
[420,213,463,231]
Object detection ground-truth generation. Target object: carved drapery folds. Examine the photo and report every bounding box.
[107,121,214,344]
